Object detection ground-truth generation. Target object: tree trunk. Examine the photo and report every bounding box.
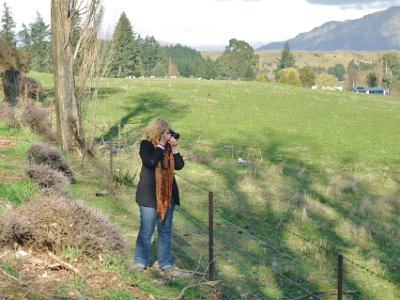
[51,0,85,153]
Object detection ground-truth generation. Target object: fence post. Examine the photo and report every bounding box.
[208,191,214,281]
[109,138,114,193]
[337,254,343,300]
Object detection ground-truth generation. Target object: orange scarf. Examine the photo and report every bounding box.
[154,142,175,221]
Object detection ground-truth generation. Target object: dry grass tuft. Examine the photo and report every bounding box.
[0,192,126,258]
[328,173,358,196]
[26,164,69,191]
[27,142,73,180]
[0,101,18,127]
[0,101,54,140]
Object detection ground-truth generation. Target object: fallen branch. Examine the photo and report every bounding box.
[0,267,26,286]
[47,251,81,276]
[175,268,206,276]
[175,280,219,300]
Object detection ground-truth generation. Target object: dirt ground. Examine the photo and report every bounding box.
[0,248,150,300]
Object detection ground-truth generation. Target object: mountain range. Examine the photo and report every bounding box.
[257,6,400,51]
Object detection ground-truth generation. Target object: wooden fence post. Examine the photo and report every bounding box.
[208,191,214,281]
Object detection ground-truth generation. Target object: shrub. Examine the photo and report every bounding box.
[19,76,43,100]
[20,102,53,138]
[279,67,302,86]
[316,72,339,88]
[0,192,126,258]
[27,142,73,180]
[26,164,69,191]
[255,74,267,82]
[0,101,53,139]
[0,101,18,127]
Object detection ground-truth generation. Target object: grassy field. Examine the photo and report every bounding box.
[1,74,400,299]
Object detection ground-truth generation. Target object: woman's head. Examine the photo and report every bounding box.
[145,117,171,142]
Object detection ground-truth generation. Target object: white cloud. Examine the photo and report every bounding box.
[2,0,398,50]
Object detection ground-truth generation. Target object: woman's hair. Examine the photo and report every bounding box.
[144,117,171,142]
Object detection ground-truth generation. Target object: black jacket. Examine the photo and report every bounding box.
[135,140,185,208]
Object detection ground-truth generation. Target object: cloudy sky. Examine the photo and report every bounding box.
[2,0,400,50]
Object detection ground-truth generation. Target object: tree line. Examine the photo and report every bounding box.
[2,1,399,88]
[273,43,400,93]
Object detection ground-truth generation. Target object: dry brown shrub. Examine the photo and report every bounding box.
[27,142,73,180]
[26,164,69,191]
[0,101,54,140]
[0,101,18,127]
[20,102,53,138]
[20,76,43,100]
[0,192,126,258]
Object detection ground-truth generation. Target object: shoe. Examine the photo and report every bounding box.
[161,265,173,272]
[134,264,146,271]
[161,265,181,276]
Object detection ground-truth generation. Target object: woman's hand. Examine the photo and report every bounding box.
[169,136,179,153]
[159,131,171,146]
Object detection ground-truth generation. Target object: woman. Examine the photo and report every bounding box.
[134,117,184,271]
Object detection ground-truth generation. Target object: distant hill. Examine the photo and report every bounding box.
[258,6,400,51]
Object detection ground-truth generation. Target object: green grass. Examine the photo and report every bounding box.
[79,77,399,299]
[0,123,39,207]
[2,74,400,299]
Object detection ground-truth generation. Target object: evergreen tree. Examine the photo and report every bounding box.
[0,2,16,44]
[153,61,168,77]
[109,12,141,78]
[139,35,164,76]
[203,58,217,80]
[328,63,345,81]
[18,13,51,72]
[163,44,206,78]
[274,42,296,80]
[367,72,378,87]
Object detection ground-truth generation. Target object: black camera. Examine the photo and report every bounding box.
[169,129,180,140]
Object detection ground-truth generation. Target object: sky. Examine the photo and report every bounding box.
[2,0,400,50]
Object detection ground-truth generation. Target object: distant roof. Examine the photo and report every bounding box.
[353,87,385,92]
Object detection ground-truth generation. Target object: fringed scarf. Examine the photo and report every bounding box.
[154,142,175,221]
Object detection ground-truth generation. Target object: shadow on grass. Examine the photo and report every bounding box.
[96,92,187,142]
[175,127,400,299]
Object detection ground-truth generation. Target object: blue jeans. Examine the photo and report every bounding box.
[134,204,175,269]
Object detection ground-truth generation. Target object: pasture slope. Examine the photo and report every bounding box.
[84,76,400,299]
[1,74,400,299]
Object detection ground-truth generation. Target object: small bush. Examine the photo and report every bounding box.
[20,102,53,138]
[0,192,126,258]
[26,164,69,191]
[19,76,43,100]
[27,142,73,180]
[0,102,18,127]
[0,101,53,139]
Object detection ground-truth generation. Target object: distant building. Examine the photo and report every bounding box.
[352,86,385,95]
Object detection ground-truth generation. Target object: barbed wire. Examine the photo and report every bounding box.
[213,230,324,299]
[99,138,399,296]
[343,256,400,288]
[215,214,339,285]
[175,172,210,192]
[176,205,327,298]
[287,230,400,288]
[216,253,303,300]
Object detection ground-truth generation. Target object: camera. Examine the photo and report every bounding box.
[169,129,180,140]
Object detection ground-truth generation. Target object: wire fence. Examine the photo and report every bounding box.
[170,172,400,300]
[85,138,400,299]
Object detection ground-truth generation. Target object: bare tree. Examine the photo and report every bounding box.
[51,0,104,154]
